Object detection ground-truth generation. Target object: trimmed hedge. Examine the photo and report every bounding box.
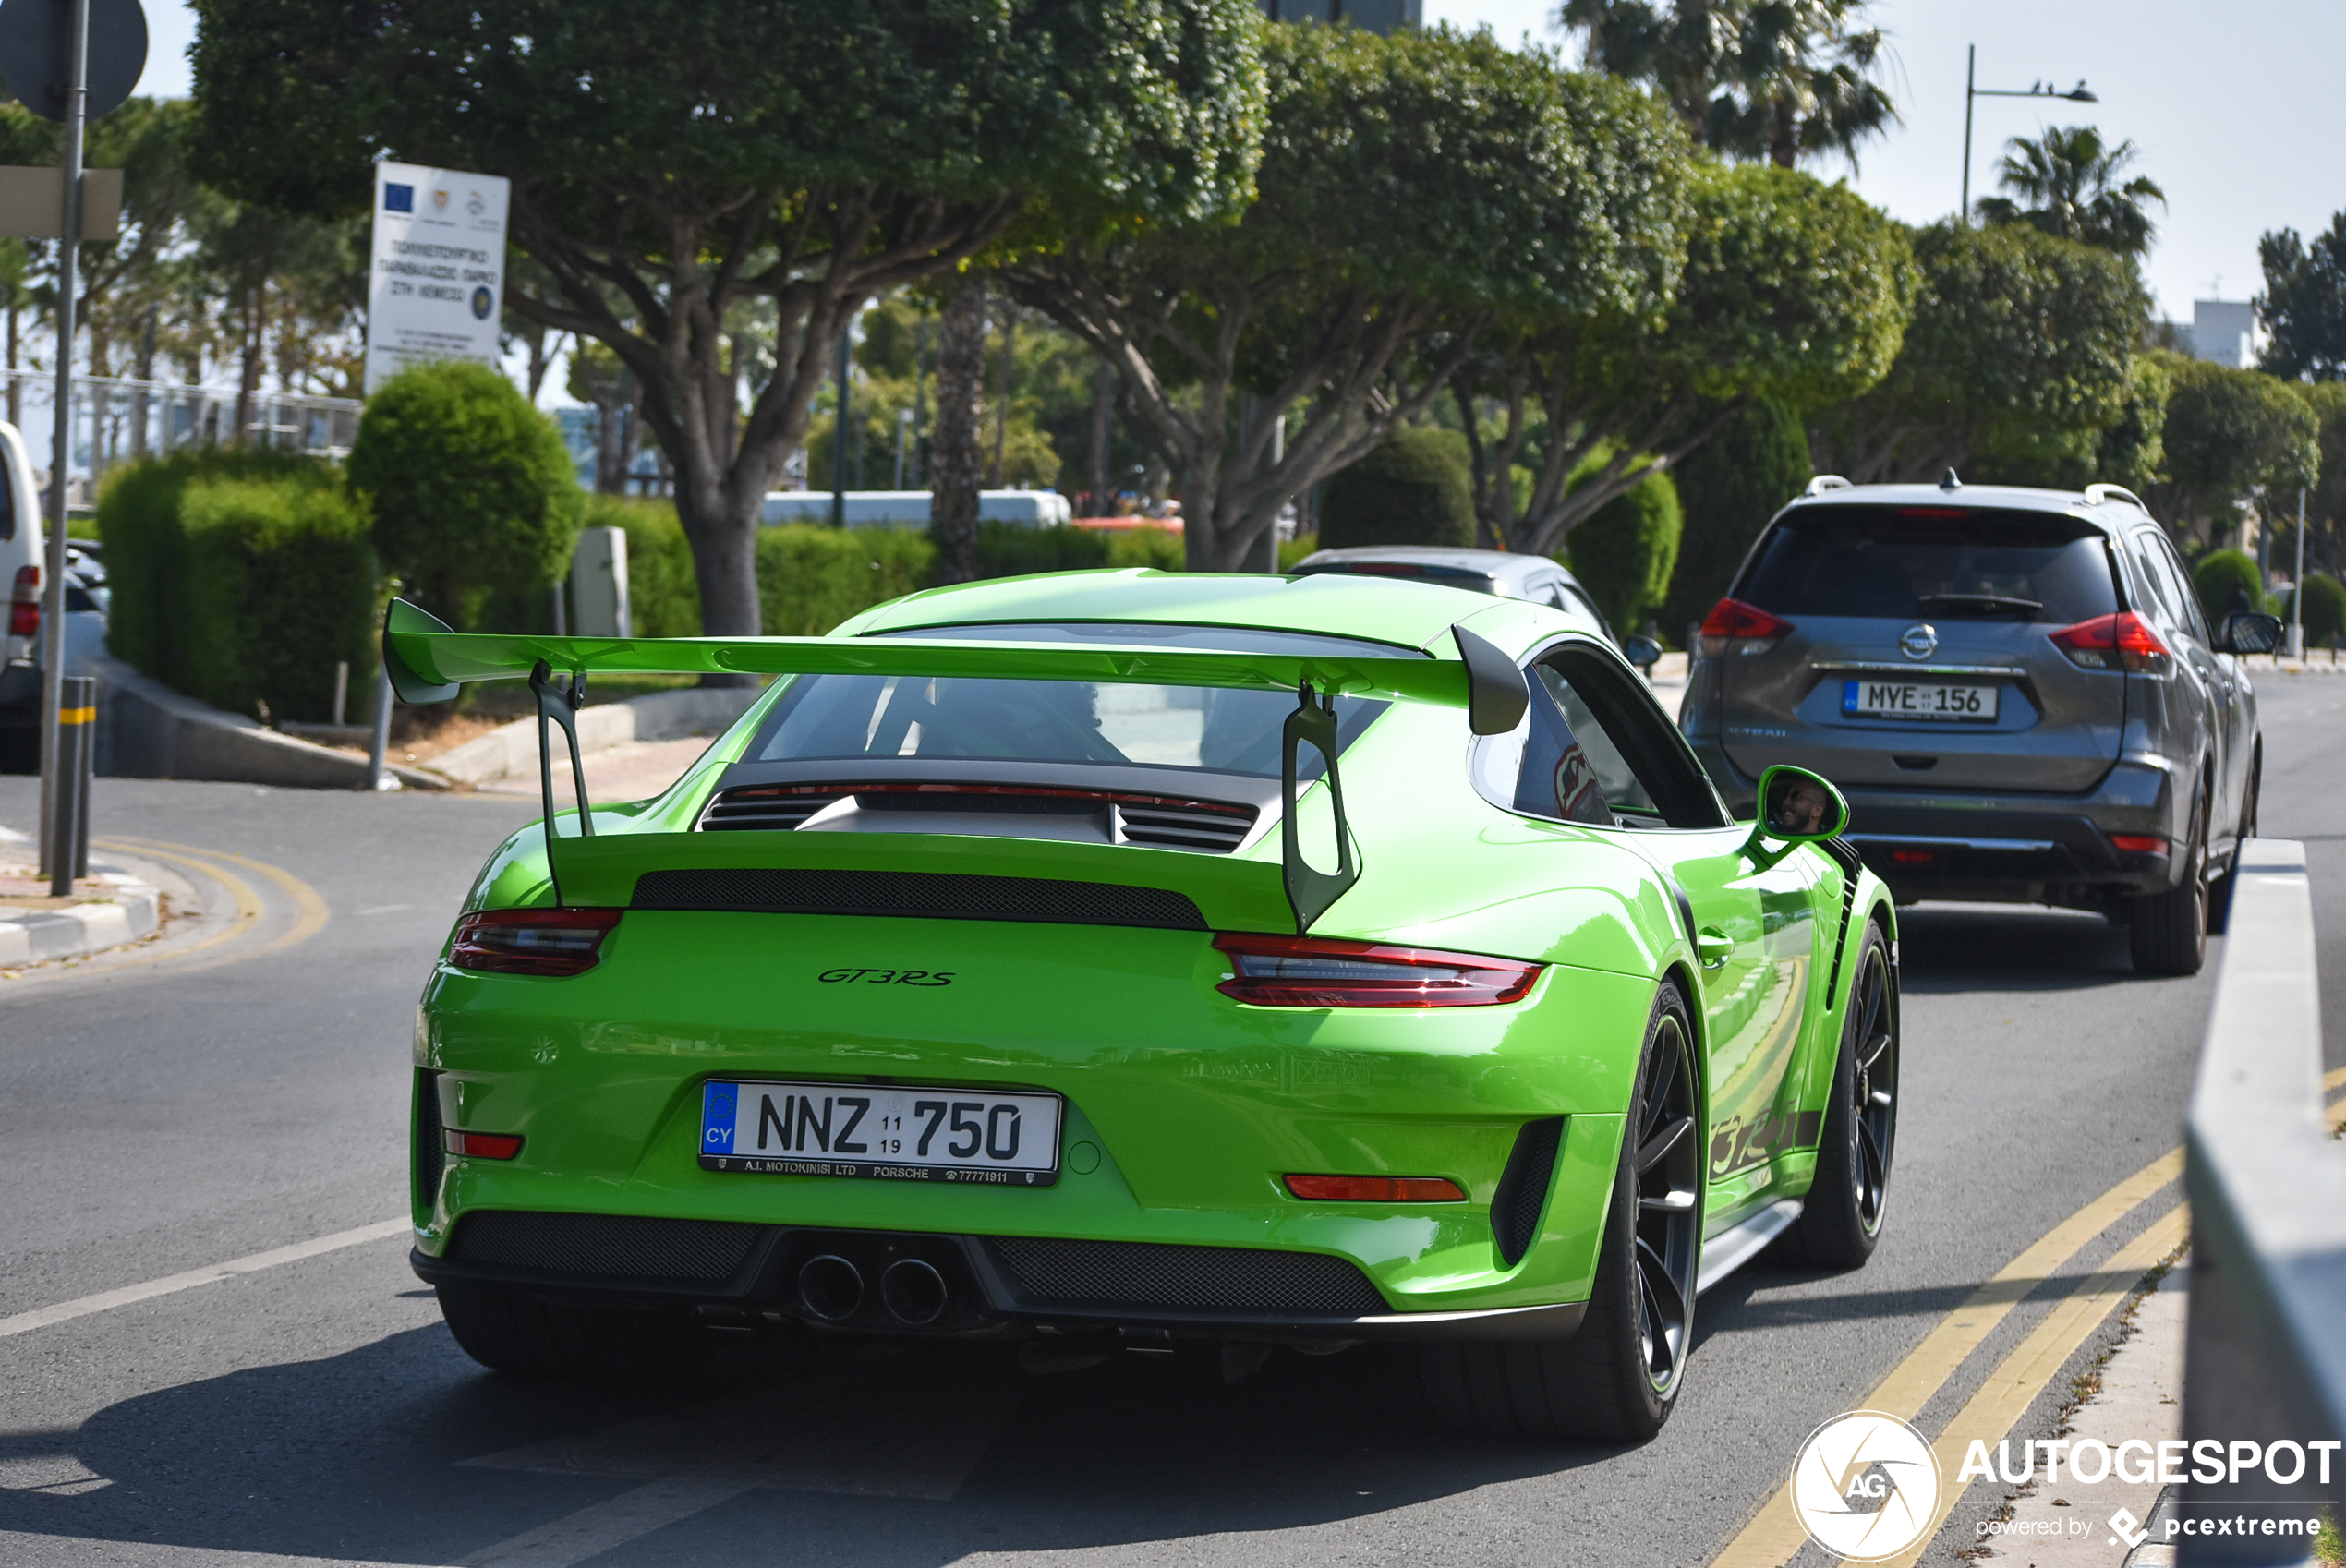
[2193,549,2268,623]
[756,525,936,637]
[2283,573,2346,646]
[1317,428,1475,550]
[1565,455,1684,636]
[1659,397,1810,644]
[98,451,378,722]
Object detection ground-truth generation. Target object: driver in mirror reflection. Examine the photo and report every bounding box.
[1768,776,1832,838]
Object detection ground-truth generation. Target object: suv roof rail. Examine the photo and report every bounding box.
[2085,483,2148,513]
[1804,475,1853,496]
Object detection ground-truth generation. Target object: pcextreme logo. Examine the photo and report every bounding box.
[1789,1410,1944,1561]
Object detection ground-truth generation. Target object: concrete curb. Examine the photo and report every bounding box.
[90,654,448,791]
[0,826,162,967]
[430,686,763,786]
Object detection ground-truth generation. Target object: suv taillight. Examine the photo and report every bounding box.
[8,564,36,638]
[2049,611,2171,675]
[1698,597,1793,657]
[1215,933,1542,1007]
[450,908,623,976]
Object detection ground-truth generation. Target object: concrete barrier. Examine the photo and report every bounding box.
[90,655,447,790]
[429,685,764,787]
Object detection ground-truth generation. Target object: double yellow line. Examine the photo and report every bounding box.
[86,836,329,974]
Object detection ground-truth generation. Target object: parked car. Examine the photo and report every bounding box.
[1289,546,1661,667]
[1679,476,2279,975]
[0,421,79,773]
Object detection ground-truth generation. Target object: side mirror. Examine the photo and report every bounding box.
[2219,611,2284,656]
[1749,765,1849,846]
[1620,633,1663,671]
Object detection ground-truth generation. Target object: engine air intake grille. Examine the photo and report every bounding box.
[449,1211,763,1284]
[1491,1117,1564,1267]
[632,868,1207,929]
[1116,800,1254,852]
[700,788,842,831]
[987,1236,1386,1315]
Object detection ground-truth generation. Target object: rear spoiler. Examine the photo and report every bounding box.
[382,598,1527,933]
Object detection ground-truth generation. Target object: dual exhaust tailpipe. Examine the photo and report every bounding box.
[796,1253,950,1326]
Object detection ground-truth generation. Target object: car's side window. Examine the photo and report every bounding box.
[2122,534,2181,630]
[2148,534,2210,644]
[1473,641,1726,830]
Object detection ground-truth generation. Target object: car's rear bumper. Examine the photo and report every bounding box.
[408,1211,1588,1344]
[1690,739,2186,903]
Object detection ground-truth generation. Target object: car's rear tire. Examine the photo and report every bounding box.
[1783,923,1897,1270]
[2130,787,2209,976]
[436,1282,711,1381]
[2209,748,2259,937]
[1420,982,1699,1443]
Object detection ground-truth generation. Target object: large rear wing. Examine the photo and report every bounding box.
[381,598,1529,932]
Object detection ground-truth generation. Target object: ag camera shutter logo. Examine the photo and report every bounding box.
[1788,1410,1943,1561]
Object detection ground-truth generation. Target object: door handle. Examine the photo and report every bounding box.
[1697,927,1734,969]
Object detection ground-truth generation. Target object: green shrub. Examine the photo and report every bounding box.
[973,520,1108,578]
[97,451,377,722]
[756,525,935,636]
[1566,457,1684,636]
[2193,549,2267,623]
[2284,573,2346,646]
[346,360,581,626]
[1316,427,1474,550]
[1109,527,1188,572]
[1659,397,1810,644]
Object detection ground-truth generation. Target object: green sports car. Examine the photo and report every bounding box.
[391,568,1899,1441]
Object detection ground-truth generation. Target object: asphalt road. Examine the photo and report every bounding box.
[2,673,2340,1568]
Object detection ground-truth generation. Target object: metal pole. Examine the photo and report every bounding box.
[830,317,851,528]
[2293,487,2308,658]
[48,675,91,896]
[364,661,393,790]
[38,0,90,880]
[1960,44,1975,223]
[331,660,349,728]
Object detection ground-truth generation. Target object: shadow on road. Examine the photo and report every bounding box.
[1893,902,2140,994]
[0,1325,1626,1564]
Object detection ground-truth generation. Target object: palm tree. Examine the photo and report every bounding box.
[1560,0,1898,168]
[1974,126,2166,259]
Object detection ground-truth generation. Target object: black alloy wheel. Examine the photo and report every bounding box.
[2131,786,2209,975]
[1786,923,1898,1268]
[1628,1006,1701,1393]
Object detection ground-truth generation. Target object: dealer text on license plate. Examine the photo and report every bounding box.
[1842,679,1998,722]
[699,1080,1061,1186]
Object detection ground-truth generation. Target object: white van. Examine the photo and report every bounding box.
[0,423,65,770]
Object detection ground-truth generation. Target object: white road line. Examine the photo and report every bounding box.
[0,1217,411,1338]
[458,1477,762,1568]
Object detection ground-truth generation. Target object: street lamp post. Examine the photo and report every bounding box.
[1960,43,2098,222]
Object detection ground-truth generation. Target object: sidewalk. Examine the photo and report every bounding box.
[0,826,164,970]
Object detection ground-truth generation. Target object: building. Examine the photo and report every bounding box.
[2181,299,2258,368]
[1255,0,1420,31]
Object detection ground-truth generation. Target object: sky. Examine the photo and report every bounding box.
[130,1,2346,352]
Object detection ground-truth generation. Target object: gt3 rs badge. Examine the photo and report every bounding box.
[818,968,955,986]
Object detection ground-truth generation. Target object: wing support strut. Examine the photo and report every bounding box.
[1281,681,1360,934]
[530,660,593,905]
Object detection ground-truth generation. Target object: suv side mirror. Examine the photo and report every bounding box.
[2219,611,2283,656]
[1620,633,1663,671]
[1749,765,1849,846]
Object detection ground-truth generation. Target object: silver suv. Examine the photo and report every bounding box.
[1678,477,2279,975]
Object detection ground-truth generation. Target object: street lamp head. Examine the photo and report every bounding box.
[2064,81,2098,102]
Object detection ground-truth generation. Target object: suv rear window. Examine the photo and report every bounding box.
[1736,506,2119,624]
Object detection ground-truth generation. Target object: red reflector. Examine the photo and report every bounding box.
[450,907,623,976]
[2110,834,2168,854]
[1890,850,1934,865]
[1698,597,1793,657]
[2049,611,2171,674]
[1215,933,1542,1007]
[8,563,36,638]
[1285,1174,1466,1202]
[442,1130,524,1159]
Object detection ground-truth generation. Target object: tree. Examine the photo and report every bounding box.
[1561,0,1897,167]
[1810,220,2143,484]
[191,0,1264,643]
[347,360,583,623]
[2148,359,2318,543]
[1005,23,1692,572]
[1972,126,2165,259]
[1566,458,1681,634]
[1457,163,1910,559]
[2256,213,2346,382]
[1657,393,1809,639]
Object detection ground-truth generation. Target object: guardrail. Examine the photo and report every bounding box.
[2182,838,2346,1565]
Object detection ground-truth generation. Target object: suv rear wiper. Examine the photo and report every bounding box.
[1917,593,2043,617]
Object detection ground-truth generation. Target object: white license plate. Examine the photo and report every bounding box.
[1841,679,1999,723]
[699,1080,1061,1187]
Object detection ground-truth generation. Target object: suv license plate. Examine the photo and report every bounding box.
[698,1080,1062,1187]
[1843,679,1999,722]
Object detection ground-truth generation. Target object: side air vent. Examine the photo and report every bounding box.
[632,867,1208,930]
[1491,1117,1565,1267]
[413,1069,444,1213]
[1115,799,1254,853]
[700,787,843,831]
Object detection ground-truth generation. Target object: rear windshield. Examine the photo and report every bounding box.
[1737,506,2119,624]
[743,621,1412,778]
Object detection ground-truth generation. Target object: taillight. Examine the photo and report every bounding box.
[2049,611,2171,674]
[450,907,623,976]
[1698,597,1793,657]
[442,1130,524,1159]
[8,564,36,638]
[1285,1174,1467,1202]
[1214,933,1542,1007]
[2110,833,2168,855]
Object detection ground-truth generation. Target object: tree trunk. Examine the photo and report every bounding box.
[235,283,266,448]
[991,305,1015,484]
[1087,358,1111,513]
[6,303,18,429]
[930,275,986,585]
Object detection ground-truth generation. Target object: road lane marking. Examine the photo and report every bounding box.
[0,1218,408,1338]
[1706,1147,2184,1567]
[457,1476,762,1568]
[103,837,332,962]
[1875,1202,2191,1567]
